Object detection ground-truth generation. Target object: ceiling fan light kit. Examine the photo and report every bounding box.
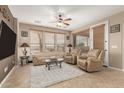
[56,22,63,27]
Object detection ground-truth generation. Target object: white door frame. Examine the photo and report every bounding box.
[89,20,109,66]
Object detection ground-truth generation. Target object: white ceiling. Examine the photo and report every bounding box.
[9,5,124,31]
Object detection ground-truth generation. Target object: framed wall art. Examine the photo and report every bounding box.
[21,31,28,37]
[66,35,70,40]
[110,24,120,33]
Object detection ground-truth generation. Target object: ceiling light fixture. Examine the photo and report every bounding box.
[56,21,63,28]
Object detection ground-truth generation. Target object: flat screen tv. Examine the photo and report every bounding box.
[0,21,17,60]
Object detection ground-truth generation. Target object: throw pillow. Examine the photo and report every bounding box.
[87,57,97,62]
[80,53,88,59]
[87,49,100,58]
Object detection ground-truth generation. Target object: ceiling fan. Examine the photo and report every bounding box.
[50,14,72,28]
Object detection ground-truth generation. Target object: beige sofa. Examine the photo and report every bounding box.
[77,49,104,72]
[33,51,65,66]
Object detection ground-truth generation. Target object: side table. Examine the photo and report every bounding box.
[20,56,29,66]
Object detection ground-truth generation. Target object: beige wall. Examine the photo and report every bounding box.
[109,11,124,69]
[72,18,106,34]
[0,5,17,83]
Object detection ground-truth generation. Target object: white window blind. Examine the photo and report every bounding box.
[56,34,65,51]
[44,32,55,51]
[30,31,65,52]
[30,31,40,53]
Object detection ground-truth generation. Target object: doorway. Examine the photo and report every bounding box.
[90,21,109,66]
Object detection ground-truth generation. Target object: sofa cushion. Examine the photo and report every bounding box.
[87,49,100,58]
[80,53,88,59]
[87,57,97,62]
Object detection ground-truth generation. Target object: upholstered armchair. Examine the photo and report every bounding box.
[77,49,104,72]
[64,54,77,64]
[64,47,89,64]
[64,48,82,64]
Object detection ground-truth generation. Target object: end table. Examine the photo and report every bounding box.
[20,56,29,66]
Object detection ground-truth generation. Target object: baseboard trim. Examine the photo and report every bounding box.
[0,66,15,88]
[108,66,124,72]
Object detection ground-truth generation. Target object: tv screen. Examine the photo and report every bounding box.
[0,21,17,60]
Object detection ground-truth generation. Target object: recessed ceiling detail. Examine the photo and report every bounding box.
[9,5,124,31]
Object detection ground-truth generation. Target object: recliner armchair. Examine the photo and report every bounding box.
[64,54,77,64]
[64,47,89,64]
[77,49,104,72]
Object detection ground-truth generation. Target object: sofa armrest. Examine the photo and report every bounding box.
[86,59,103,72]
[77,55,81,60]
[32,56,44,66]
[32,57,38,65]
[32,57,37,62]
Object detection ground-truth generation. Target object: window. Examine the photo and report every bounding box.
[44,32,55,51]
[30,31,41,53]
[56,34,65,51]
[30,31,65,52]
[76,35,88,48]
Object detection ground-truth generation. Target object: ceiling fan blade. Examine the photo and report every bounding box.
[59,18,63,20]
[64,22,70,26]
[64,18,72,21]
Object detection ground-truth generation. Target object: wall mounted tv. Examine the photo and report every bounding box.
[0,20,17,60]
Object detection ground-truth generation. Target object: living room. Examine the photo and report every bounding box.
[1,4,124,89]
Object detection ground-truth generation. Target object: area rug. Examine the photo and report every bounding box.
[31,62,86,88]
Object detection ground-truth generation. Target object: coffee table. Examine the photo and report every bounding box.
[45,57,64,70]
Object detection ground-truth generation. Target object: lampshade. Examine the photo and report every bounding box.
[20,43,29,47]
[67,44,72,47]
